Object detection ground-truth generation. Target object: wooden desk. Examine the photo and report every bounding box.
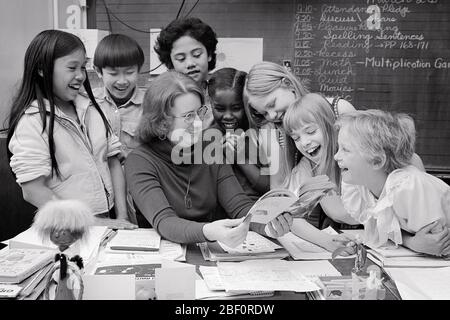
[185,243,401,300]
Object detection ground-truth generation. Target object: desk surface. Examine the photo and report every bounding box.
[185,243,401,300]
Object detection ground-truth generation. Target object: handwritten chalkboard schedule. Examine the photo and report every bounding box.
[293,0,450,171]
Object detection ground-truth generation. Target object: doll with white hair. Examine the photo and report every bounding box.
[33,199,93,300]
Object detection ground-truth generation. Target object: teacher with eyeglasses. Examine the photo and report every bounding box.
[125,71,292,246]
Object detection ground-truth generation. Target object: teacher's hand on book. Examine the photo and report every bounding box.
[264,212,293,238]
[203,215,252,248]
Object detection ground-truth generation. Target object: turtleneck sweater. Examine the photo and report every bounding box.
[125,138,256,244]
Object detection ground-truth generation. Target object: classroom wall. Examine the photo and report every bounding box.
[94,0,295,79]
[0,0,54,128]
[0,0,54,241]
[93,0,450,173]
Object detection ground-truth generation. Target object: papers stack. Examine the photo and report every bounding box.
[367,245,450,268]
[196,266,273,300]
[216,259,320,293]
[199,231,289,262]
[196,260,341,300]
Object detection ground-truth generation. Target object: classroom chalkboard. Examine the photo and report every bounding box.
[293,0,450,171]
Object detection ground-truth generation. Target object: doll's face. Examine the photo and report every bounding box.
[50,229,82,251]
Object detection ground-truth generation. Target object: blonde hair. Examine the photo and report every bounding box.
[33,199,93,242]
[336,109,416,174]
[244,61,310,128]
[284,93,340,187]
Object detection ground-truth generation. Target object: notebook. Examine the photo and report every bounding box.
[367,245,450,268]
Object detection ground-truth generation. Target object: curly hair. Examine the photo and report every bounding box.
[154,17,218,70]
[137,71,204,143]
[208,67,249,130]
[336,109,416,174]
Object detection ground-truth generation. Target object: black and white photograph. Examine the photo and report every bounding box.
[0,0,449,313]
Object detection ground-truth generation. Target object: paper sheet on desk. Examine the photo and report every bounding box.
[287,261,341,277]
[155,260,196,300]
[278,227,354,260]
[217,259,320,292]
[200,261,339,291]
[385,267,450,300]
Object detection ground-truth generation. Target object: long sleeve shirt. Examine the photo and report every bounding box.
[8,96,121,214]
[125,138,255,244]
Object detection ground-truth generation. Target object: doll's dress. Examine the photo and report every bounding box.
[45,250,84,300]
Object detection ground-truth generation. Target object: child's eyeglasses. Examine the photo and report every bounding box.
[173,105,208,124]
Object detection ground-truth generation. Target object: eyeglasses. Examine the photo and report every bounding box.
[172,105,208,124]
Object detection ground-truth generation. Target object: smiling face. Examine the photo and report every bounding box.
[170,35,211,84]
[334,127,375,186]
[168,92,204,148]
[290,123,324,164]
[97,65,139,103]
[52,48,86,106]
[211,89,246,131]
[247,87,296,124]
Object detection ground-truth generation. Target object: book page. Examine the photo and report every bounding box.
[248,197,298,224]
[217,231,282,254]
[278,227,353,260]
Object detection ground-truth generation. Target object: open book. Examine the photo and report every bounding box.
[199,231,289,262]
[248,175,336,224]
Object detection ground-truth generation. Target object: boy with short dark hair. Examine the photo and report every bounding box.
[93,34,145,158]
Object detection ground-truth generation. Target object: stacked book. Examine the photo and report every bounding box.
[196,266,274,300]
[198,231,289,262]
[105,229,161,253]
[367,245,450,268]
[0,248,54,299]
[7,225,112,271]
